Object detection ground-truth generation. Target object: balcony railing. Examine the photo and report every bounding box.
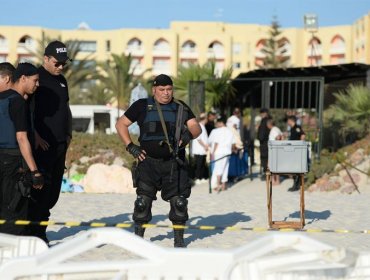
[254,50,266,58]
[207,49,225,59]
[17,43,37,54]
[130,65,144,76]
[306,47,322,56]
[0,43,8,53]
[125,47,144,57]
[179,48,198,59]
[329,46,346,55]
[152,47,171,57]
[152,66,171,75]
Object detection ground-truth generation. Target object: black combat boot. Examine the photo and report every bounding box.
[134,223,145,237]
[174,228,185,248]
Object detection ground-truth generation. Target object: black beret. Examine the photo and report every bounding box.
[153,74,173,86]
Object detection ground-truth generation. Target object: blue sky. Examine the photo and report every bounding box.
[1,0,370,30]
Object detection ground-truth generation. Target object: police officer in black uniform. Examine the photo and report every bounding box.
[27,41,72,243]
[287,115,306,192]
[257,108,270,180]
[0,63,44,235]
[116,74,201,247]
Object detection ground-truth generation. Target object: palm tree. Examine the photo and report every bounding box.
[69,82,114,105]
[327,84,370,138]
[174,61,234,110]
[97,53,143,109]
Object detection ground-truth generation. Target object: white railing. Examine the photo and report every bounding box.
[207,49,225,59]
[1,229,369,279]
[152,67,171,75]
[125,47,144,57]
[306,46,323,56]
[254,50,266,58]
[152,48,171,57]
[329,46,346,55]
[179,49,198,59]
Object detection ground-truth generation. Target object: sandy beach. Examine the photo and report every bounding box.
[45,170,370,261]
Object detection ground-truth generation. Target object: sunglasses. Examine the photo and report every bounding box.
[54,61,67,67]
[48,57,67,67]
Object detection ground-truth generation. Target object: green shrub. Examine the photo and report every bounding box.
[306,150,337,186]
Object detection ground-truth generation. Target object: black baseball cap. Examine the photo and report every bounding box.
[153,74,173,86]
[44,40,71,62]
[12,62,38,82]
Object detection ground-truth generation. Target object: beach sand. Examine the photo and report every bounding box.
[47,172,370,260]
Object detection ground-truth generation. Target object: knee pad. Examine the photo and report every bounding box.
[133,195,152,223]
[169,196,189,223]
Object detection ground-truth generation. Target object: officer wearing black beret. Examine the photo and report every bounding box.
[116,74,201,247]
[0,63,44,235]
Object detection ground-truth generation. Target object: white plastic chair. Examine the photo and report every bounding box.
[0,228,369,280]
[0,233,48,266]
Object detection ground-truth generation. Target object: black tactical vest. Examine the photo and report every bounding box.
[0,93,19,149]
[139,97,177,145]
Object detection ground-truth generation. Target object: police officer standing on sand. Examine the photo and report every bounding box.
[116,74,201,247]
[0,63,44,235]
[27,41,72,243]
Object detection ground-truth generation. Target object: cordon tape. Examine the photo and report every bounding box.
[0,220,369,234]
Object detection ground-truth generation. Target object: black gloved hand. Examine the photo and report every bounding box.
[126,142,143,159]
[31,171,44,186]
[180,129,193,147]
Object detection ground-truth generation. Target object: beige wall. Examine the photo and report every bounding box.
[0,13,369,78]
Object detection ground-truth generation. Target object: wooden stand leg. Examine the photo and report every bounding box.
[266,171,272,227]
[267,172,306,229]
[300,174,305,228]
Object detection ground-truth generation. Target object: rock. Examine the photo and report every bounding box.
[334,163,342,172]
[82,163,134,194]
[309,174,341,192]
[79,156,91,164]
[112,157,125,166]
[349,148,365,166]
[340,184,357,194]
[65,163,79,178]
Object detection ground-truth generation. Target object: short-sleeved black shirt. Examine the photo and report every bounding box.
[289,124,305,140]
[124,98,195,159]
[32,66,70,144]
[0,89,29,132]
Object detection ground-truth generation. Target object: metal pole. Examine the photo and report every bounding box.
[317,78,325,160]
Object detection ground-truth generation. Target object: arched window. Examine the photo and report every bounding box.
[18,35,34,47]
[329,35,346,64]
[278,37,291,66]
[126,38,143,52]
[181,40,197,52]
[208,41,224,53]
[0,35,7,47]
[153,38,170,52]
[307,37,322,66]
[331,35,345,48]
[279,38,291,56]
[254,39,266,66]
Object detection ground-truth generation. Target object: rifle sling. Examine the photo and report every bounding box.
[153,98,173,154]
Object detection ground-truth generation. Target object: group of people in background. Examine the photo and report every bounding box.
[191,108,248,192]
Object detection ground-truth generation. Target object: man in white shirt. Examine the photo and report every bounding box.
[209,116,236,192]
[191,113,209,183]
[226,107,241,134]
[267,118,283,141]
